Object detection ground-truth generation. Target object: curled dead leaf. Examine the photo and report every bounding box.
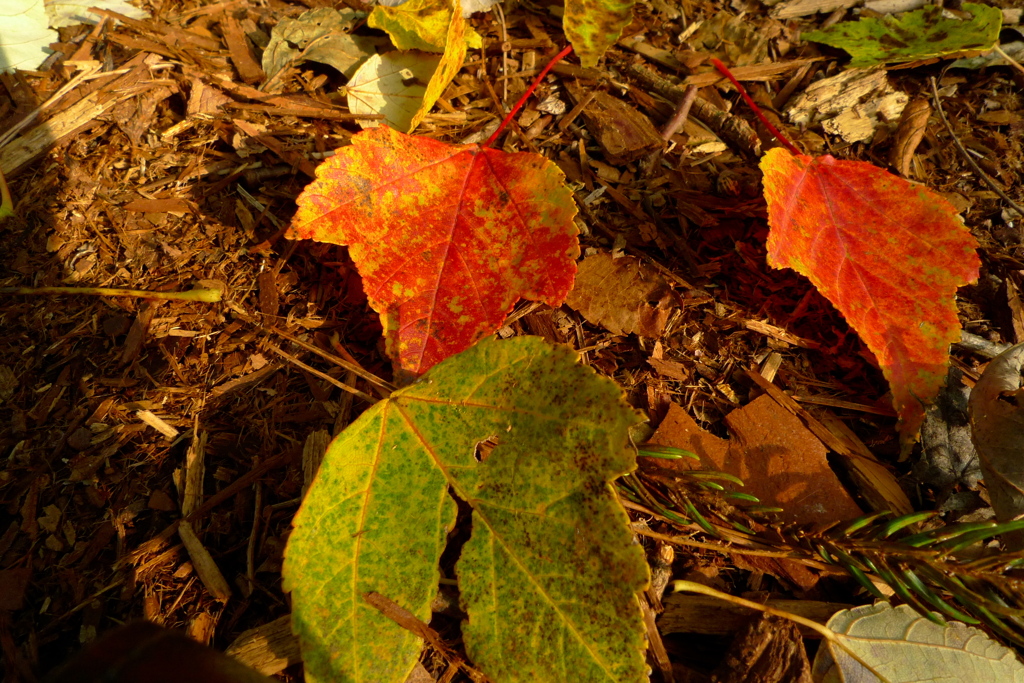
[968,342,1024,549]
[566,252,678,337]
[890,97,931,177]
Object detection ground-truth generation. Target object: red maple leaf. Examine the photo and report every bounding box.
[761,148,980,442]
[288,126,579,376]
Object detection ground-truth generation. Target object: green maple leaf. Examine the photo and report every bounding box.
[803,3,1002,68]
[283,336,649,683]
[563,0,635,68]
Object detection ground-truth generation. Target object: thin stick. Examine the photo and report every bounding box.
[263,341,378,403]
[930,77,1024,219]
[957,330,1011,359]
[494,2,509,102]
[710,58,800,155]
[0,167,12,218]
[673,581,835,639]
[660,84,699,141]
[364,592,488,680]
[118,453,292,568]
[485,44,573,148]
[268,326,395,395]
[635,526,826,563]
[0,285,221,302]
[674,581,886,676]
[993,44,1024,77]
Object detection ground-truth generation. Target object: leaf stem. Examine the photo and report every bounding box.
[0,285,222,302]
[710,58,800,156]
[673,580,894,678]
[484,44,573,148]
[673,580,835,639]
[0,167,13,219]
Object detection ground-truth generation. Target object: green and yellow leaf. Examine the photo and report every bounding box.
[283,337,649,683]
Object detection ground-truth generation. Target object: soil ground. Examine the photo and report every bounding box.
[1,0,1022,680]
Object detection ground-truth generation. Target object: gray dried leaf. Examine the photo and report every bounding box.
[262,8,380,81]
[914,367,982,497]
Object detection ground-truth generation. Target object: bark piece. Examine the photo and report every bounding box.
[183,429,207,517]
[785,68,908,143]
[221,12,265,84]
[915,368,981,495]
[225,616,302,676]
[772,0,860,19]
[649,398,863,525]
[0,568,30,611]
[711,614,813,683]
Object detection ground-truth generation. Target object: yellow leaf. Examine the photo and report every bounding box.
[368,0,482,53]
[407,0,467,132]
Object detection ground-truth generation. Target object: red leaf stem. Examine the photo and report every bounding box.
[485,44,574,148]
[710,58,800,156]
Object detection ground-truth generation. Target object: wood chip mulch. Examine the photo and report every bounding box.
[1,0,1022,680]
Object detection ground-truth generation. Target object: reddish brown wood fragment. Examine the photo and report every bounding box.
[123,198,193,214]
[220,13,265,85]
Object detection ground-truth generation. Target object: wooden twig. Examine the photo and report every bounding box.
[263,342,378,403]
[268,327,394,395]
[624,62,762,155]
[660,84,699,141]
[930,77,1024,220]
[957,330,1012,359]
[494,2,509,102]
[0,285,221,302]
[363,592,490,682]
[993,44,1024,77]
[119,453,293,568]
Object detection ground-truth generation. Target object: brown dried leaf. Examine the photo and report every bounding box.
[648,398,863,525]
[564,84,663,164]
[732,553,819,591]
[968,342,1024,549]
[890,98,931,177]
[566,253,677,337]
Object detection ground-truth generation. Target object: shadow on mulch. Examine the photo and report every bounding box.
[0,86,384,680]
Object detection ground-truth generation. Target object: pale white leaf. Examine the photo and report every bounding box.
[812,602,1024,683]
[345,51,439,133]
[0,0,57,73]
[45,0,149,29]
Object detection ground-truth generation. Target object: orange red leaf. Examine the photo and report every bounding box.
[288,126,579,375]
[761,148,979,443]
